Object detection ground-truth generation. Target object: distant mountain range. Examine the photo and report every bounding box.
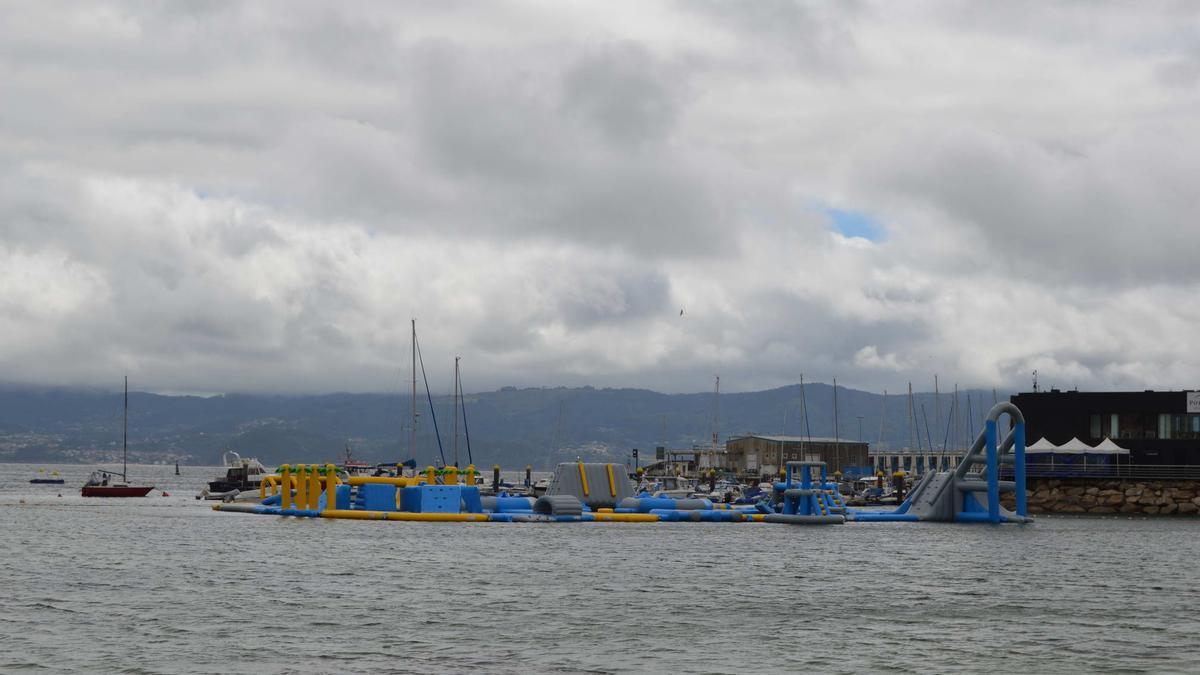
[0,383,1014,468]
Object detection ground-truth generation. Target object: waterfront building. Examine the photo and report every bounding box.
[1011,389,1200,470]
[868,449,960,477]
[637,445,727,476]
[723,435,868,477]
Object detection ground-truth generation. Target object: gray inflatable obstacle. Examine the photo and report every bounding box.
[533,494,583,516]
[851,402,1031,523]
[546,462,636,509]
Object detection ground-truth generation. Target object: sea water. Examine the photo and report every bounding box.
[2,463,1198,674]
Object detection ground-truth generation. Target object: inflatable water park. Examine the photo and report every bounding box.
[213,402,1031,526]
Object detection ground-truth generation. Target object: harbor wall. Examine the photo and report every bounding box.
[999,478,1200,515]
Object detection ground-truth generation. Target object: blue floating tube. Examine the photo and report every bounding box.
[701,510,747,522]
[261,494,281,506]
[648,509,743,522]
[278,508,322,518]
[848,512,921,522]
[648,509,692,521]
[217,503,281,515]
[494,496,536,512]
[618,497,712,512]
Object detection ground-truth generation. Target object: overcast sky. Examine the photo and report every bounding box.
[2,1,1198,395]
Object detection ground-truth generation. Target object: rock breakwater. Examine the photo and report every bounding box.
[1001,478,1200,515]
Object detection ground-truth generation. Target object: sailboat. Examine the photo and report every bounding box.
[82,376,154,497]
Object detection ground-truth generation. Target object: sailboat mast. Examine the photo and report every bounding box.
[410,319,417,463]
[800,373,811,444]
[833,377,840,472]
[907,382,915,451]
[878,389,887,446]
[954,383,960,453]
[123,375,128,480]
[934,374,941,449]
[711,375,720,469]
[453,356,460,468]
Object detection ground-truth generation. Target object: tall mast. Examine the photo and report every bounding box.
[410,319,417,462]
[934,374,941,448]
[907,382,915,451]
[833,377,839,438]
[954,383,960,453]
[966,394,974,448]
[832,377,840,472]
[710,375,720,472]
[123,375,128,480]
[800,373,811,444]
[878,389,887,447]
[458,362,473,466]
[453,356,460,468]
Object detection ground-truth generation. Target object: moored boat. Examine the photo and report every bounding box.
[197,450,271,500]
[82,470,154,497]
[82,377,154,498]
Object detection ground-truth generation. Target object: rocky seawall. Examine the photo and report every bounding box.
[1000,478,1200,515]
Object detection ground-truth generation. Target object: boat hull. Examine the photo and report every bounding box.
[30,479,66,484]
[82,486,154,497]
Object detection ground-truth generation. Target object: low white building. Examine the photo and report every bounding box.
[869,449,960,476]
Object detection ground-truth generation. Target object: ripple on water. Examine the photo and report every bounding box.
[2,464,1200,673]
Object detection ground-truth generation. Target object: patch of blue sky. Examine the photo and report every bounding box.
[826,207,884,242]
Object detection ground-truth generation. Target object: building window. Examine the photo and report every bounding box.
[1168,414,1200,440]
[1090,414,1102,439]
[1117,413,1157,440]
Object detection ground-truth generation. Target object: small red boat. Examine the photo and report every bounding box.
[82,470,154,497]
[81,377,155,498]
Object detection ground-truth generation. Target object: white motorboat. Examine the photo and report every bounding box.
[197,451,271,500]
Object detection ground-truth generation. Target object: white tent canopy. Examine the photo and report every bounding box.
[1054,437,1093,455]
[1090,437,1130,455]
[1024,436,1130,456]
[1025,437,1059,454]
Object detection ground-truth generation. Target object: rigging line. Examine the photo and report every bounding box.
[459,364,473,466]
[941,396,956,452]
[449,364,458,467]
[799,374,812,445]
[920,403,934,454]
[415,333,447,467]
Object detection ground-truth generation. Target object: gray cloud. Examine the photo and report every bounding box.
[2,1,1200,396]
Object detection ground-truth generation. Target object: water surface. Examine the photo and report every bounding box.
[2,463,1197,673]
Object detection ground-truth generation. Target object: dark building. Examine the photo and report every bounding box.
[1011,390,1200,466]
